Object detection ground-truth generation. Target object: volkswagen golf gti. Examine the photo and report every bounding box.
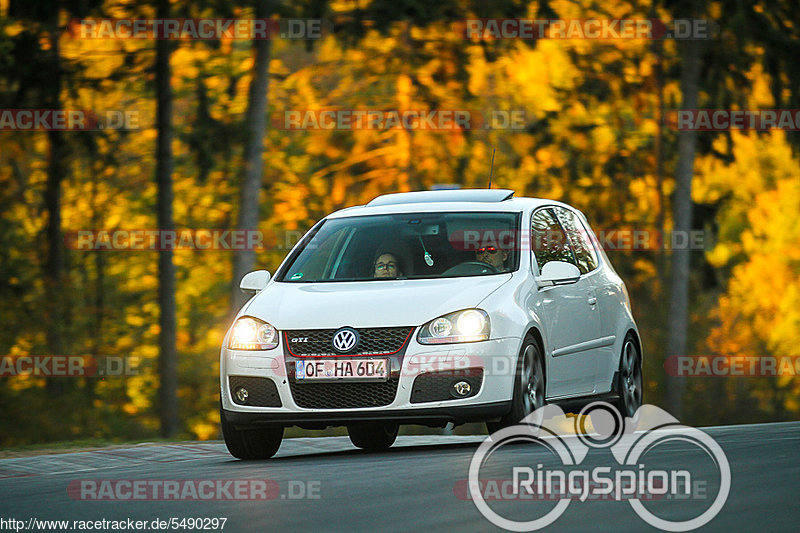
[220,189,642,459]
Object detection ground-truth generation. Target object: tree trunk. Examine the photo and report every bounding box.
[44,27,66,395]
[231,0,273,312]
[649,14,666,282]
[665,37,702,419]
[155,0,178,438]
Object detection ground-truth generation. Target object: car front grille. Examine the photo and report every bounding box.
[284,327,413,357]
[410,368,484,403]
[288,376,400,409]
[229,376,282,407]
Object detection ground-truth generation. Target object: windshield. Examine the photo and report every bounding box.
[277,212,521,282]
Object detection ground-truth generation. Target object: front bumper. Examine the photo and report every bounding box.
[222,402,512,429]
[220,336,520,428]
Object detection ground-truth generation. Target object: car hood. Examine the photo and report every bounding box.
[243,275,513,329]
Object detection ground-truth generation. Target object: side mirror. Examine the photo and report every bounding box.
[240,270,271,294]
[537,261,581,287]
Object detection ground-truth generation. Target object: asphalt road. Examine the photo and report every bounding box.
[1,421,798,532]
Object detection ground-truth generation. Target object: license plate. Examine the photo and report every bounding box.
[295,359,389,382]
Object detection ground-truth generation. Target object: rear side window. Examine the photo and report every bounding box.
[531,208,576,272]
[554,207,599,275]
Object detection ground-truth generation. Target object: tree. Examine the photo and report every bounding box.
[155,0,179,437]
[231,0,275,312]
[664,34,702,419]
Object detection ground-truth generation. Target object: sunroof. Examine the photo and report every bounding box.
[367,189,514,207]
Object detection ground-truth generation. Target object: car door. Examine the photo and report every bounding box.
[569,211,624,392]
[531,207,601,397]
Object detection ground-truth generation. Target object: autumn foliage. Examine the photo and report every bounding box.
[0,0,798,444]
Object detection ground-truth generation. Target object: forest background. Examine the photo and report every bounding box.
[1,0,798,444]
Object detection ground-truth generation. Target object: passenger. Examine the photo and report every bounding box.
[373,251,403,278]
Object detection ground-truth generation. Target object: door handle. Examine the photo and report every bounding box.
[587,297,597,305]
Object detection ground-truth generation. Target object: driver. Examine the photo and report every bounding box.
[476,246,508,272]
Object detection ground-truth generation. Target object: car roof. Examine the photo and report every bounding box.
[326,189,581,219]
[368,188,515,206]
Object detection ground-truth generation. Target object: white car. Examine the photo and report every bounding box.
[220,189,642,459]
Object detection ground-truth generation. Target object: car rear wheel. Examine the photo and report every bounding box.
[347,422,399,451]
[487,336,545,434]
[615,333,643,418]
[220,401,283,460]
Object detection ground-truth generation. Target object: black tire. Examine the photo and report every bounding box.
[220,401,283,460]
[347,422,399,451]
[487,336,545,434]
[615,333,643,418]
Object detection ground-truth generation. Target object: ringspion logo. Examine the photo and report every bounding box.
[469,402,730,531]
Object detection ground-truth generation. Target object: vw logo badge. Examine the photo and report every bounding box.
[332,327,359,353]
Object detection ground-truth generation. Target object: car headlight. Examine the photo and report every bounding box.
[417,309,490,344]
[228,317,278,350]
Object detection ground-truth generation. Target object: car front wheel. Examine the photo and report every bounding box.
[347,422,399,451]
[487,336,545,434]
[220,401,283,460]
[615,333,643,418]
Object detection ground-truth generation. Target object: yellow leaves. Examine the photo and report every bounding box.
[396,74,413,107]
[140,128,158,142]
[177,330,191,347]
[707,243,733,268]
[638,56,653,78]
[190,421,218,441]
[695,130,800,272]
[3,21,25,37]
[748,64,774,107]
[171,47,202,79]
[126,315,146,327]
[634,258,657,278]
[501,41,577,114]
[272,182,311,230]
[591,124,615,154]
[707,157,800,382]
[205,327,227,348]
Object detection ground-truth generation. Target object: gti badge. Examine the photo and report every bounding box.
[332,327,359,353]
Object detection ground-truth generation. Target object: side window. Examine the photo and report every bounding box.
[531,208,576,272]
[554,207,598,275]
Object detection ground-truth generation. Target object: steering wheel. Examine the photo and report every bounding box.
[442,261,500,276]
